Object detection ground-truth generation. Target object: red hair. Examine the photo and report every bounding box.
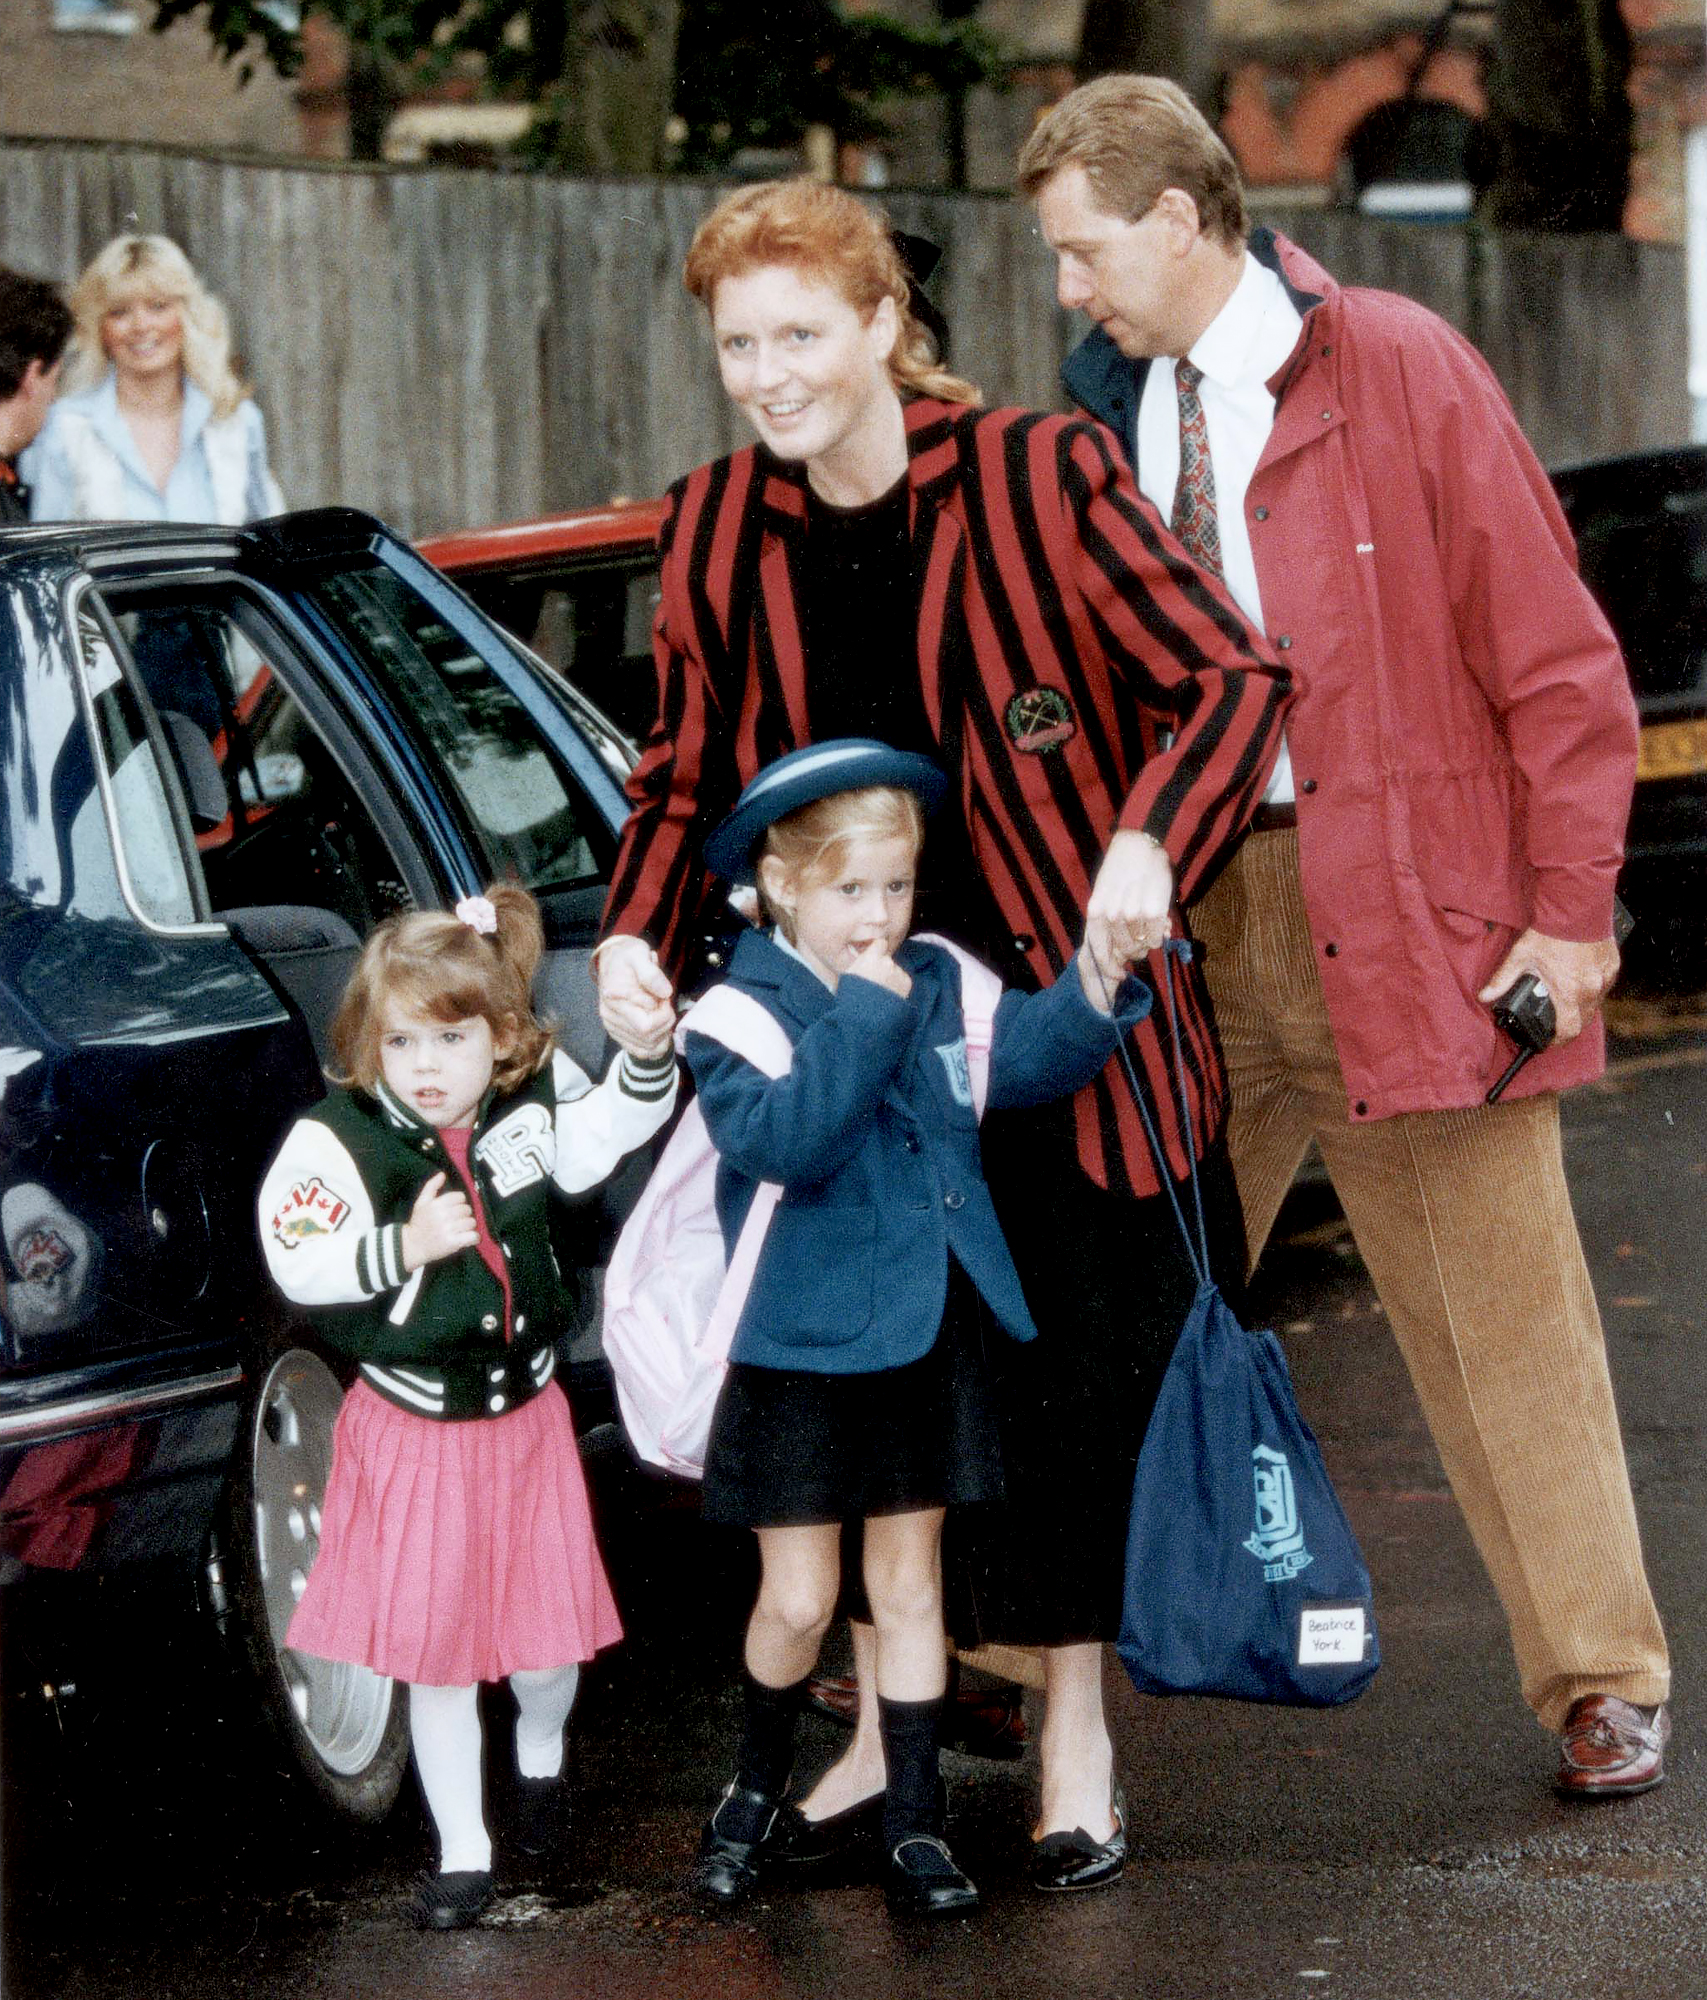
[684,179,981,407]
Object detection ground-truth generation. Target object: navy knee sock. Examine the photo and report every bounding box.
[735,1670,803,1801]
[877,1694,945,1847]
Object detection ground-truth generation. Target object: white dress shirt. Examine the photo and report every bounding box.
[1135,252,1302,804]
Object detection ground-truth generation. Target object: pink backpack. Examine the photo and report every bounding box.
[602,935,1004,1476]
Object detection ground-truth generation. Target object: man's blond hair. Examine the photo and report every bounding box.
[1017,75,1248,248]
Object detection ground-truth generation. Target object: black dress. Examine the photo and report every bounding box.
[791,478,1249,1644]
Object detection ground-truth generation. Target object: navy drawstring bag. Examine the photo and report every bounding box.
[1110,943,1378,1707]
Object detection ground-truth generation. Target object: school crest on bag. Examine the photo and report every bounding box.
[475,1103,553,1196]
[1243,1443,1314,1582]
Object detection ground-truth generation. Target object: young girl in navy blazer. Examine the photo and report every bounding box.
[258,884,676,1930]
[678,741,1149,1918]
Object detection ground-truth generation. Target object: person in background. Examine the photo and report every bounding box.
[1020,73,1669,1797]
[0,267,73,525]
[23,233,282,525]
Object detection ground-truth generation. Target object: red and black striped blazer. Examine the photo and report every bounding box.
[602,398,1290,1197]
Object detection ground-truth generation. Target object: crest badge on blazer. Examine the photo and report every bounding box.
[1004,686,1076,754]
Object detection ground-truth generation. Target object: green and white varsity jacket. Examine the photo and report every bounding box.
[258,1046,676,1420]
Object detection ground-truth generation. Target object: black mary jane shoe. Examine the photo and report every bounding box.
[511,1773,571,1859]
[884,1832,981,1917]
[1027,1788,1127,1894]
[410,1868,494,1930]
[771,1790,886,1870]
[690,1781,802,1911]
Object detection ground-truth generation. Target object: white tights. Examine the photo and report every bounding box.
[408,1664,581,1874]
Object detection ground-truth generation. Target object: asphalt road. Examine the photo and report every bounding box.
[4,963,1705,2000]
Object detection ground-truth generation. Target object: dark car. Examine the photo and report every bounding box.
[0,508,644,1824]
[1551,444,1707,961]
[426,445,1707,958]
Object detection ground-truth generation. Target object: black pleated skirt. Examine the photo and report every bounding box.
[702,1263,1003,1529]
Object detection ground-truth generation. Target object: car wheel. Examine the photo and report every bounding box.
[225,1344,408,1822]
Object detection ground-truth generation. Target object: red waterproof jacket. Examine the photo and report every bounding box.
[1064,230,1637,1121]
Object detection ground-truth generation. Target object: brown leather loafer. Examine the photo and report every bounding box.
[1556,1694,1670,1799]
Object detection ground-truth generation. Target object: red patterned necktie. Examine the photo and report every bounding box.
[1170,359,1223,578]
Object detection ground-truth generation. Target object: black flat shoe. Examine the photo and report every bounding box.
[689,1781,802,1910]
[772,1789,885,1868]
[410,1868,494,1930]
[1028,1788,1127,1894]
[511,1773,570,1858]
[884,1833,981,1917]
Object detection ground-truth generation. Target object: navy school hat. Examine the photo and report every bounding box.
[702,738,950,885]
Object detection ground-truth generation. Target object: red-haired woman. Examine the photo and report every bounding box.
[597,178,1290,1898]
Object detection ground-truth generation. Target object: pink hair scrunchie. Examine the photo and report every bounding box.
[454,895,498,936]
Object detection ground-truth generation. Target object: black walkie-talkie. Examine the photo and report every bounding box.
[1485,974,1556,1104]
[1484,898,1634,1105]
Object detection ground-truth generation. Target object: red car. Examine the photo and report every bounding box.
[420,500,667,747]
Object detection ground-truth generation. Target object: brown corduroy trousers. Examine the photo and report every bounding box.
[1194,830,1669,1730]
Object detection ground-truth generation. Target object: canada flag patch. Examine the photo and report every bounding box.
[272,1177,352,1248]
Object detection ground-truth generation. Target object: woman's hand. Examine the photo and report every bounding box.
[401,1172,479,1272]
[596,935,676,1055]
[1085,828,1173,980]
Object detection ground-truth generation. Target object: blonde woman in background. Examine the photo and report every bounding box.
[23,233,282,524]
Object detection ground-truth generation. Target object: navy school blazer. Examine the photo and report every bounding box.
[681,930,1150,1375]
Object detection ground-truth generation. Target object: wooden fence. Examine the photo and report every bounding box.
[0,135,1688,539]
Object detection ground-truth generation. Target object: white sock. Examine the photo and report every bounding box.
[408,1681,492,1874]
[511,1663,580,1780]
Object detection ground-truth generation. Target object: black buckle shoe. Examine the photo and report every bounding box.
[1028,1787,1126,1894]
[772,1789,885,1870]
[511,1773,570,1859]
[885,1833,980,1917]
[410,1868,494,1930]
[690,1781,799,1910]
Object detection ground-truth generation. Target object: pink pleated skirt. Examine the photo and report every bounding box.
[287,1377,623,1685]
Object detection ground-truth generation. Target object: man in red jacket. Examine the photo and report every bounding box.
[1019,74,1669,1796]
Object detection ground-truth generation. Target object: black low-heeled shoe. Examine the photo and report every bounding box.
[885,1833,981,1917]
[1028,1787,1127,1894]
[511,1773,570,1858]
[771,1789,886,1868]
[689,1781,803,1911]
[410,1868,494,1930]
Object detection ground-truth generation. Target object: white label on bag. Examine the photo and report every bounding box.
[1298,1604,1367,1666]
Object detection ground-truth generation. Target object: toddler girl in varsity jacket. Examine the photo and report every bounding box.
[257,884,676,1930]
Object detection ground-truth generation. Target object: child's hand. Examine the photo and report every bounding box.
[598,937,676,1057]
[843,940,912,1000]
[401,1172,479,1272]
[1076,941,1119,1015]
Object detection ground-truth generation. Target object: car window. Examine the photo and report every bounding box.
[310,563,613,895]
[100,585,416,944]
[468,559,660,741]
[67,606,199,928]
